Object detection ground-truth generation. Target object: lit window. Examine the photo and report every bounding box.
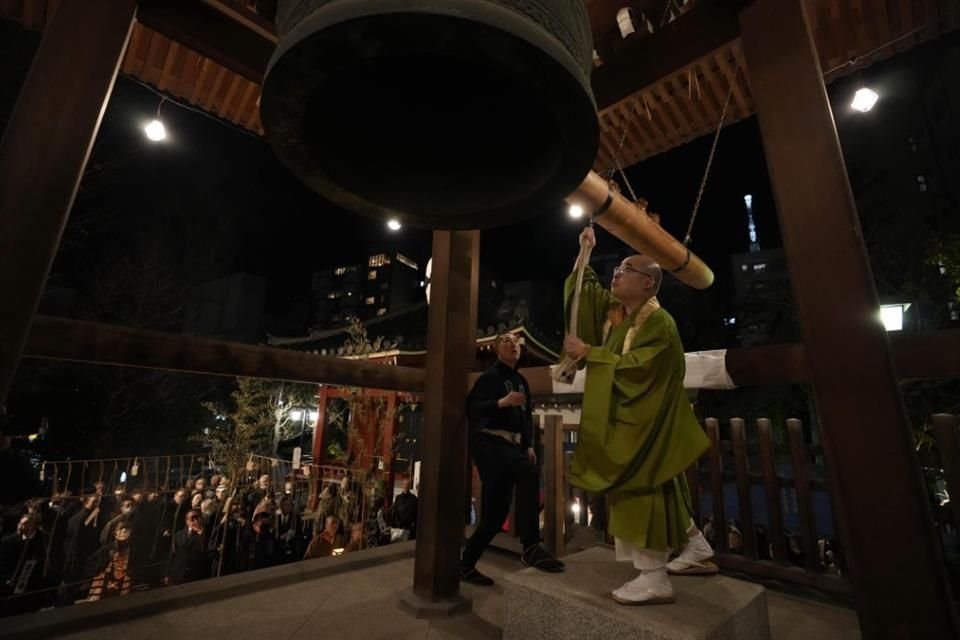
[365,297,375,305]
[376,308,387,316]
[368,254,389,268]
[335,267,347,276]
[368,270,377,280]
[917,175,928,192]
[327,291,342,299]
[741,264,748,272]
[752,263,767,272]
[396,253,418,270]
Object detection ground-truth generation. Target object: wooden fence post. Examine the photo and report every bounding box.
[730,418,757,559]
[786,419,819,572]
[757,418,787,563]
[705,418,728,553]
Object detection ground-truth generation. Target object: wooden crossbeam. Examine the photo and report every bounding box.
[23,315,425,392]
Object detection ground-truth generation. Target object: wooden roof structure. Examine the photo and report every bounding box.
[2,0,956,167]
[2,1,960,634]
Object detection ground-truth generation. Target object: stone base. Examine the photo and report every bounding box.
[398,587,472,619]
[503,547,771,640]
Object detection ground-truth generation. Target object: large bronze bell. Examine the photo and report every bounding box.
[261,0,599,229]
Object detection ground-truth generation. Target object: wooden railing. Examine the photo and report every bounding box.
[496,411,960,597]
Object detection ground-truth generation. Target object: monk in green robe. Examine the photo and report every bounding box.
[562,226,717,605]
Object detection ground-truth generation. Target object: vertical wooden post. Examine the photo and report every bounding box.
[0,0,137,405]
[756,418,787,563]
[785,419,818,573]
[705,418,728,553]
[543,414,565,559]
[740,1,957,636]
[730,417,757,559]
[403,230,478,615]
[932,414,960,533]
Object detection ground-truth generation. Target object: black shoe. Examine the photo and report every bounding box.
[521,545,565,573]
[459,565,495,586]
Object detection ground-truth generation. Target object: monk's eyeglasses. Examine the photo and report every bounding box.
[614,265,653,278]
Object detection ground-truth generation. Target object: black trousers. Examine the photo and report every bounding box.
[461,434,539,568]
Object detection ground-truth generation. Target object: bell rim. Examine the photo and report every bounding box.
[262,0,599,229]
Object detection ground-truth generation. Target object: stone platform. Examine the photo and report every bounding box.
[503,547,771,640]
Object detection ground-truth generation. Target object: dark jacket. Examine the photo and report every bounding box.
[166,529,210,584]
[391,491,418,534]
[466,361,534,449]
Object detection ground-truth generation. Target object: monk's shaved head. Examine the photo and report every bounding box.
[624,255,662,293]
[611,255,662,305]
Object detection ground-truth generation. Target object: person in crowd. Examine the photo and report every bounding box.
[304,515,341,560]
[164,489,190,551]
[245,475,271,518]
[100,496,136,545]
[59,495,103,604]
[165,510,210,585]
[274,497,301,564]
[85,520,135,601]
[239,512,275,571]
[390,480,418,541]
[343,523,367,554]
[1,513,50,615]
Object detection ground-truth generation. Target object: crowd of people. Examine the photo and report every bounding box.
[0,471,419,618]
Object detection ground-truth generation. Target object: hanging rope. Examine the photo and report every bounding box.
[608,109,640,204]
[552,229,595,384]
[683,61,740,246]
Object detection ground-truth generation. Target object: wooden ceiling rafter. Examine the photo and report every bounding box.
[2,0,957,171]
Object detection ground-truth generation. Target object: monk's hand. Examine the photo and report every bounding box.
[498,391,526,409]
[564,335,589,360]
[579,226,596,250]
[526,447,537,464]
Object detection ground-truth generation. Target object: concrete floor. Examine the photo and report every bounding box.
[50,548,859,640]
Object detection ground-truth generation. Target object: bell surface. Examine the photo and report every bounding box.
[262,0,599,229]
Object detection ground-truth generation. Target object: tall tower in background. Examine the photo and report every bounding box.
[745,194,760,253]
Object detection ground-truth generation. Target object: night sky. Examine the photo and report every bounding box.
[1,18,780,329]
[83,80,778,315]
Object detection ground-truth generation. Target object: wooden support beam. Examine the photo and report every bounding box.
[137,0,274,85]
[508,329,960,396]
[408,230,479,612]
[543,414,566,559]
[740,1,958,637]
[591,1,746,110]
[23,315,425,392]
[0,0,137,407]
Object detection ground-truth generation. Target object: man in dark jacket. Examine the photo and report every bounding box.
[459,333,563,586]
[165,510,210,585]
[390,480,418,540]
[58,495,103,605]
[1,513,50,615]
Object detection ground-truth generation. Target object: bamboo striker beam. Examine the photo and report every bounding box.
[566,171,715,289]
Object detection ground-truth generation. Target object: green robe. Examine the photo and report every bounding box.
[565,267,709,552]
